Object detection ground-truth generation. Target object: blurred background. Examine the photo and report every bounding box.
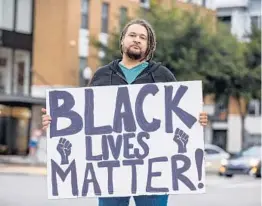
[0,0,261,206]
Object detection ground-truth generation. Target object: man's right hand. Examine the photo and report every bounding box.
[42,108,52,131]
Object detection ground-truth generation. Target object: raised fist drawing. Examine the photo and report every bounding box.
[56,138,72,165]
[173,128,189,154]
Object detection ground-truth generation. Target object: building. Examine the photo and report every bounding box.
[215,0,261,41]
[0,0,80,155]
[0,0,216,156]
[77,0,216,85]
[0,0,45,155]
[203,96,261,153]
[32,0,216,112]
[180,0,261,153]
[202,0,261,153]
[181,0,261,39]
[178,0,216,10]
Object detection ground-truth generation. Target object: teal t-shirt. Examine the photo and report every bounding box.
[119,62,149,84]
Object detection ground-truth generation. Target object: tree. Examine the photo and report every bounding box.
[244,25,261,100]
[207,25,261,149]
[92,2,259,149]
[93,2,244,89]
[239,26,261,148]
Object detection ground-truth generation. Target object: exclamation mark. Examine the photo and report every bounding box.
[195,148,204,189]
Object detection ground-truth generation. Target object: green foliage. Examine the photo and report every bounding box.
[92,2,261,110]
[243,25,261,100]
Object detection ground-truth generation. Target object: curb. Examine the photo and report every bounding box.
[0,164,47,176]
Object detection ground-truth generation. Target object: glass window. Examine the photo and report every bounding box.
[81,14,88,29]
[218,16,231,32]
[13,50,30,95]
[15,0,33,33]
[0,0,15,30]
[12,107,31,155]
[0,47,12,94]
[248,99,260,116]
[79,57,87,70]
[140,0,150,9]
[0,105,11,153]
[205,148,220,154]
[241,146,261,157]
[78,29,89,57]
[79,57,87,86]
[218,16,231,25]
[0,105,31,155]
[81,0,89,29]
[119,7,127,30]
[101,2,109,33]
[251,16,261,29]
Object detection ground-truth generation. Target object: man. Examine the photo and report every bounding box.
[42,19,208,206]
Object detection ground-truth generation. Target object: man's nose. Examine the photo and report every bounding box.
[134,36,141,43]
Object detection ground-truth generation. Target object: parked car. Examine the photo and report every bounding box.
[204,144,230,173]
[219,145,261,178]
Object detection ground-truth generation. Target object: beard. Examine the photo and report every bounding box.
[125,46,144,60]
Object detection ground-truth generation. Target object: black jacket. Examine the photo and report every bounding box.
[89,59,176,86]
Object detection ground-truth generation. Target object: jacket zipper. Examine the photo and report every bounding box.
[116,72,128,84]
[132,72,149,84]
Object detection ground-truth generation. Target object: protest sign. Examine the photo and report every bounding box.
[46,81,205,199]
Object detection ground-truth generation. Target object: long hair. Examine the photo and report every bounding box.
[119,19,157,61]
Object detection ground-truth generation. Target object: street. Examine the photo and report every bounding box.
[0,174,260,206]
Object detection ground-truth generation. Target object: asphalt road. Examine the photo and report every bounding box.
[0,174,260,206]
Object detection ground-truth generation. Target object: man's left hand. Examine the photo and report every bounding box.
[199,112,208,126]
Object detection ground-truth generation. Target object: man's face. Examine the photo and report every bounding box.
[121,24,148,60]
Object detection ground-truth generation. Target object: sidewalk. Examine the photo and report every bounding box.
[0,155,47,176]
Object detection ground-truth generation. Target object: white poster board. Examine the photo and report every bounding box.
[46,81,205,199]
